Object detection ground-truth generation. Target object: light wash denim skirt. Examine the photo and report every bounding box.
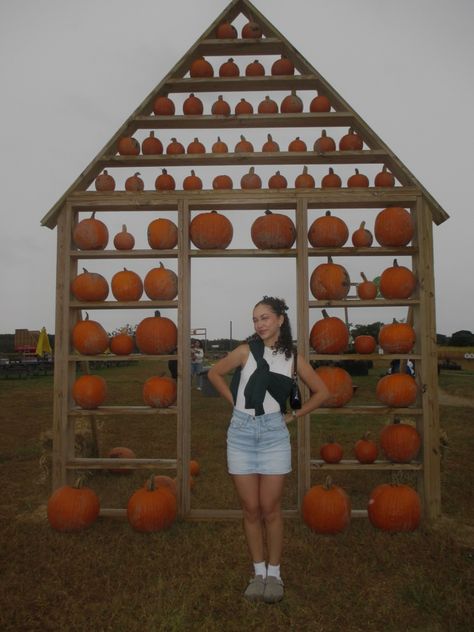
[227,408,291,475]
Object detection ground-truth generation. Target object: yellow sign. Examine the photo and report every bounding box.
[35,327,52,356]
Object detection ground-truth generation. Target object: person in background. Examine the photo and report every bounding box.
[191,339,204,389]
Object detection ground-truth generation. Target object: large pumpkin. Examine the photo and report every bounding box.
[376,373,418,407]
[251,210,296,249]
[72,212,109,250]
[72,314,109,355]
[71,269,109,302]
[378,320,416,353]
[374,207,414,247]
[111,268,143,302]
[143,375,177,408]
[379,418,421,462]
[302,476,351,534]
[190,211,233,249]
[72,374,107,409]
[127,477,177,532]
[143,262,178,300]
[310,257,351,300]
[315,366,353,407]
[47,479,100,532]
[379,259,416,299]
[310,310,348,354]
[135,315,177,354]
[368,484,421,532]
[308,211,349,247]
[147,218,178,250]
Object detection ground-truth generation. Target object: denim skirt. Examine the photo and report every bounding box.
[227,408,291,475]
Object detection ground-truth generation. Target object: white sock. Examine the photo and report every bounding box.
[253,561,266,577]
[267,564,281,580]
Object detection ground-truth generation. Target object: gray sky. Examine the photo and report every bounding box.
[1,0,473,341]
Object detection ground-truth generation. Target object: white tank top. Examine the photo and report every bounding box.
[235,345,293,415]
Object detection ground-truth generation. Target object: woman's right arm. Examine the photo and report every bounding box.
[207,344,249,406]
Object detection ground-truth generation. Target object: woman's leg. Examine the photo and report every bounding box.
[232,474,265,563]
[259,474,286,566]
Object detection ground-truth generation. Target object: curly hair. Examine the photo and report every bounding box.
[251,296,294,359]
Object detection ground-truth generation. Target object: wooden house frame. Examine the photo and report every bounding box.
[41,0,448,522]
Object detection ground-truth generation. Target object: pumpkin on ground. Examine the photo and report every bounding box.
[308,211,349,247]
[379,259,416,299]
[111,268,143,302]
[110,332,135,355]
[113,225,135,250]
[310,310,349,354]
[378,320,416,354]
[72,374,107,409]
[73,212,109,250]
[143,376,177,408]
[314,366,353,407]
[379,417,421,462]
[320,440,343,464]
[302,476,351,534]
[147,218,178,250]
[144,263,178,300]
[127,477,177,532]
[190,211,233,249]
[47,478,100,532]
[368,483,421,532]
[376,373,418,408]
[310,257,351,300]
[251,210,296,249]
[71,269,109,302]
[108,446,136,474]
[354,432,378,464]
[135,315,177,354]
[374,207,414,246]
[72,314,109,355]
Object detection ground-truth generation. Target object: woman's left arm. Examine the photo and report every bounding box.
[284,354,330,423]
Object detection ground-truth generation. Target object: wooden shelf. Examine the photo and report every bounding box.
[70,249,178,259]
[165,74,320,92]
[69,406,177,416]
[310,459,422,471]
[69,354,175,362]
[308,246,417,257]
[312,406,423,415]
[66,457,177,469]
[69,300,178,309]
[309,353,421,361]
[98,507,368,520]
[196,37,286,56]
[309,299,419,308]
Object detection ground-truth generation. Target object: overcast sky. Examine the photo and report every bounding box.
[1,0,473,341]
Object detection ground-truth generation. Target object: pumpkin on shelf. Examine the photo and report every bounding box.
[143,262,178,300]
[216,21,237,38]
[271,56,294,75]
[379,417,421,462]
[153,95,175,116]
[117,136,140,156]
[339,127,363,151]
[379,259,416,299]
[141,132,163,155]
[308,211,349,247]
[135,315,177,355]
[73,212,109,250]
[127,476,177,532]
[108,447,136,474]
[147,217,178,250]
[72,374,107,409]
[72,314,109,355]
[378,320,416,354]
[71,269,109,302]
[190,210,233,249]
[310,257,351,300]
[374,165,395,187]
[219,57,240,77]
[258,95,278,114]
[376,373,418,408]
[354,432,378,463]
[182,170,203,190]
[125,172,144,192]
[368,483,421,532]
[295,166,315,189]
[241,167,262,189]
[234,135,254,153]
[155,169,176,191]
[320,440,344,464]
[250,210,296,250]
[241,21,262,38]
[262,134,280,152]
[310,93,331,112]
[235,98,254,115]
[302,476,351,534]
[351,221,373,247]
[245,59,265,76]
[374,207,414,247]
[354,335,377,354]
[47,478,100,532]
[211,95,231,116]
[314,366,353,407]
[166,138,185,155]
[143,376,177,408]
[187,137,206,154]
[111,268,143,302]
[347,168,369,188]
[268,171,288,189]
[110,332,135,356]
[288,136,307,152]
[212,174,233,189]
[321,168,342,188]
[310,309,349,354]
[357,272,377,300]
[182,93,204,115]
[211,137,229,153]
[95,170,115,192]
[280,89,303,113]
[314,129,336,153]
[189,56,213,77]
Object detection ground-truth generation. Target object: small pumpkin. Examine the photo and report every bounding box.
[240,167,262,189]
[351,221,373,247]
[280,89,303,113]
[110,332,134,356]
[321,168,342,188]
[302,476,351,534]
[166,138,185,155]
[117,136,140,156]
[354,335,377,354]
[376,373,418,408]
[95,170,115,192]
[245,59,265,76]
[153,95,175,116]
[211,95,231,116]
[310,309,349,354]
[47,478,100,532]
[271,56,294,75]
[357,272,377,300]
[127,476,177,532]
[111,268,144,302]
[144,262,178,300]
[310,257,351,300]
[189,459,200,476]
[241,21,262,38]
[211,136,229,153]
[268,171,288,189]
[125,172,144,192]
[73,212,109,250]
[234,98,254,115]
[155,169,176,191]
[216,22,237,38]
[234,135,254,153]
[262,133,280,152]
[108,446,136,474]
[314,366,353,407]
[212,174,233,189]
[147,218,178,249]
[310,93,331,112]
[251,210,296,249]
[379,417,421,462]
[308,211,349,248]
[339,128,363,151]
[368,483,421,532]
[378,320,416,354]
[379,259,416,299]
[143,375,177,408]
[257,95,278,114]
[135,315,177,355]
[354,432,378,463]
[314,129,336,153]
[182,93,203,115]
[190,211,233,249]
[141,131,163,155]
[72,374,107,409]
[71,268,109,302]
[72,314,109,355]
[219,57,239,77]
[288,136,307,152]
[113,224,135,250]
[182,170,203,190]
[374,165,395,187]
[374,207,414,247]
[187,137,206,154]
[347,168,369,188]
[189,56,214,77]
[320,440,343,464]
[295,166,315,188]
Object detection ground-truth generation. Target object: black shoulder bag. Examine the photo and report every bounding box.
[289,349,302,410]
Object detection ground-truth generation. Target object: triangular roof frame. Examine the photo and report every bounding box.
[41,0,449,229]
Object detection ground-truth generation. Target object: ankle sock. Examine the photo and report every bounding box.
[267,564,281,580]
[253,561,266,577]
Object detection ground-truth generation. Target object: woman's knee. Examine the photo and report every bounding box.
[260,502,282,524]
[241,502,261,523]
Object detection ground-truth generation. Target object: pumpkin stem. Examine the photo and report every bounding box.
[360,272,368,282]
[146,475,156,491]
[228,57,234,63]
[393,258,399,267]
[265,209,272,215]
[218,95,223,100]
[121,224,127,232]
[327,256,333,264]
[303,166,308,174]
[323,475,333,490]
[355,168,360,175]
[171,138,177,143]
[134,172,140,177]
[162,168,167,174]
[240,134,246,141]
[159,261,164,269]
[362,431,372,440]
[321,130,327,137]
[191,169,195,176]
[325,210,331,216]
[90,211,96,219]
[249,167,255,174]
[149,131,155,138]
[321,309,329,319]
[359,221,366,229]
[73,475,88,489]
[267,133,272,140]
[328,168,334,174]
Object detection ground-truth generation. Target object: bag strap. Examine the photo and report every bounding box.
[293,348,298,378]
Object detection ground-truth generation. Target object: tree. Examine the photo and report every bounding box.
[349,322,384,340]
[450,330,474,346]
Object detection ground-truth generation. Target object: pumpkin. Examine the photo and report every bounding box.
[73,212,109,250]
[189,459,200,476]
[189,56,213,77]
[143,375,177,408]
[339,128,363,151]
[141,131,163,155]
[117,136,140,156]
[216,22,237,38]
[310,93,331,112]
[308,211,349,247]
[310,309,349,354]
[374,207,414,246]
[144,262,178,300]
[295,166,315,188]
[357,272,377,300]
[213,174,233,189]
[268,171,288,189]
[72,374,107,409]
[153,95,175,116]
[147,475,177,497]
[211,95,231,116]
[374,165,395,187]
[183,170,203,190]
[125,172,144,192]
[368,483,421,532]
[235,98,254,115]
[251,210,296,249]
[190,211,233,249]
[47,478,100,532]
[271,56,294,75]
[380,417,421,462]
[187,137,206,154]
[262,134,280,152]
[166,138,185,155]
[135,316,177,355]
[320,440,343,464]
[347,168,369,188]
[72,314,109,355]
[314,129,336,153]
[182,93,203,115]
[379,259,416,299]
[108,446,136,474]
[288,136,307,152]
[376,374,418,408]
[280,89,303,113]
[354,432,378,463]
[351,221,373,247]
[155,169,176,191]
[315,366,353,407]
[241,21,262,38]
[354,335,377,354]
[127,476,177,532]
[147,218,178,249]
[111,268,143,302]
[95,169,115,191]
[219,57,239,77]
[310,257,351,300]
[302,476,351,534]
[211,136,229,153]
[113,224,135,250]
[240,167,262,189]
[234,135,254,153]
[378,320,416,354]
[321,168,342,188]
[71,268,109,302]
[110,332,134,356]
[245,59,265,76]
[258,95,278,114]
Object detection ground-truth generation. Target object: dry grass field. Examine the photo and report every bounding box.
[0,362,473,632]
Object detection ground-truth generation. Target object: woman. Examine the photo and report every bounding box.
[208,296,329,603]
[191,340,204,389]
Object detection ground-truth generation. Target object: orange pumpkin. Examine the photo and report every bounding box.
[288,136,307,152]
[380,418,421,462]
[143,376,177,408]
[314,129,336,153]
[347,168,369,188]
[153,95,175,116]
[258,95,278,114]
[216,22,237,38]
[73,212,109,250]
[155,169,176,191]
[110,332,134,356]
[182,170,203,190]
[219,57,239,77]
[240,167,262,189]
[147,218,178,249]
[95,170,115,192]
[235,98,254,115]
[357,272,377,300]
[376,373,418,407]
[374,207,414,247]
[268,171,288,189]
[182,93,203,115]
[72,374,107,409]
[262,134,280,152]
[117,136,140,156]
[321,168,342,188]
[189,459,200,476]
[378,320,416,354]
[125,172,144,192]
[141,132,163,155]
[111,268,143,301]
[71,268,109,302]
[354,335,377,354]
[211,137,229,153]
[302,476,351,534]
[47,479,100,532]
[72,314,109,355]
[245,59,265,76]
[374,165,395,187]
[339,128,363,151]
[113,224,135,250]
[212,174,233,189]
[308,211,349,247]
[251,210,296,249]
[310,309,349,354]
[310,93,331,112]
[211,95,231,116]
[379,259,416,299]
[354,432,378,463]
[144,262,178,300]
[189,56,213,77]
[241,21,262,38]
[315,366,353,407]
[166,138,185,155]
[310,257,351,300]
[351,221,373,247]
[187,137,206,154]
[295,166,315,188]
[368,483,421,532]
[280,90,303,113]
[234,135,254,153]
[135,315,177,354]
[190,211,233,249]
[271,56,294,75]
[320,440,343,464]
[127,477,177,532]
[108,446,136,474]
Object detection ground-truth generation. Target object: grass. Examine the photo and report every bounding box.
[0,365,473,631]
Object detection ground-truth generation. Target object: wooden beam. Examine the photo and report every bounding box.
[69,300,178,310]
[164,74,320,93]
[66,458,177,469]
[196,37,285,56]
[69,406,177,416]
[310,460,422,471]
[309,299,420,308]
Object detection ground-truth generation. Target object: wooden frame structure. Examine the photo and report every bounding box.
[42,0,448,522]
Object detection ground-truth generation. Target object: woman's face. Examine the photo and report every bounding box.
[252,303,283,345]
